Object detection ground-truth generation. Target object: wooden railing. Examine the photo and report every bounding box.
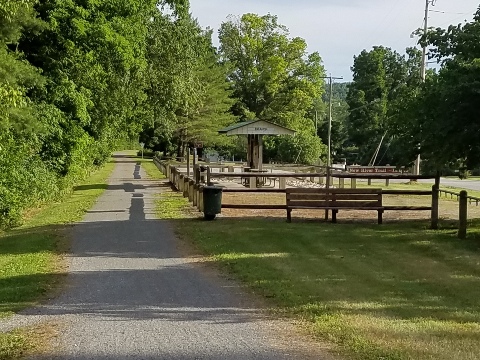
[153,158,477,238]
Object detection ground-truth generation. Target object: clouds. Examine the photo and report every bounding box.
[190,0,479,81]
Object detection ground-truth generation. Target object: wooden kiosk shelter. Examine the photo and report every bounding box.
[218,120,296,170]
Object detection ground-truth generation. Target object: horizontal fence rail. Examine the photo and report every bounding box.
[439,188,480,206]
[152,158,477,237]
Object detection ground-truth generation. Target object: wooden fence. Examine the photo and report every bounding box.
[153,157,473,238]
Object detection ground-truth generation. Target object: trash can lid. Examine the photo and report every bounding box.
[203,186,223,190]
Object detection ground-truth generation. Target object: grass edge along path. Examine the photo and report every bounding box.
[0,160,115,359]
[144,159,480,360]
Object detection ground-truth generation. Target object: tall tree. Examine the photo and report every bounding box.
[346,46,422,165]
[394,7,480,170]
[219,13,326,164]
[142,11,234,156]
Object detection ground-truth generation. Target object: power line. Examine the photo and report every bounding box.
[429,9,469,15]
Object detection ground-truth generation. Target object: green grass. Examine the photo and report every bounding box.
[138,158,193,219]
[147,167,480,360]
[0,160,115,358]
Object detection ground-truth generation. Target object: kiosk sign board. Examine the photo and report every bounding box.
[347,166,410,174]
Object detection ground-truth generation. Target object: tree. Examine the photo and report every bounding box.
[142,11,235,156]
[346,46,422,165]
[418,8,480,169]
[389,7,480,171]
[219,13,327,164]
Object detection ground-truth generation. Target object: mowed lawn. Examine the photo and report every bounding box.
[0,160,115,358]
[154,184,480,360]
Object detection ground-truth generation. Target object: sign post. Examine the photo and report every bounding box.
[140,142,145,159]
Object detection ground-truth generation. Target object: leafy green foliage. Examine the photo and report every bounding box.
[346,46,422,165]
[219,13,327,163]
[141,13,234,156]
[0,0,235,228]
[410,8,480,169]
[0,0,163,228]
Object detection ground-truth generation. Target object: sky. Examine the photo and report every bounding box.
[189,0,480,82]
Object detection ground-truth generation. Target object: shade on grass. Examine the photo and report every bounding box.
[157,186,480,360]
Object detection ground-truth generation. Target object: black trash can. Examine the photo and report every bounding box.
[203,186,223,220]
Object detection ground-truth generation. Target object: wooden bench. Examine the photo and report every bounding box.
[286,188,384,224]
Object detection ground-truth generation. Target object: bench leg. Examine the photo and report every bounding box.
[378,210,383,225]
[287,209,292,223]
[332,210,337,223]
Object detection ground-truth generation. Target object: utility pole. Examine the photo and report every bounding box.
[421,0,436,81]
[321,75,343,167]
[414,0,436,175]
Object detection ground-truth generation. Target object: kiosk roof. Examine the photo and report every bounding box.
[218,120,295,136]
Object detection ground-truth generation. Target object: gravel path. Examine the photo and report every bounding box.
[0,153,333,359]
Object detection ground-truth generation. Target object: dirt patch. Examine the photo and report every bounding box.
[220,193,480,223]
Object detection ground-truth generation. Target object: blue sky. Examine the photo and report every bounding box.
[189,0,480,82]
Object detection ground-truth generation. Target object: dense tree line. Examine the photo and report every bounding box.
[1,3,329,228]
[0,0,221,228]
[6,1,475,228]
[343,6,480,172]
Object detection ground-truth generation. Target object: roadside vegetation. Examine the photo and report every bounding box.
[0,161,114,359]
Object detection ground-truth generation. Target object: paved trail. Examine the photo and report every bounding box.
[1,154,331,359]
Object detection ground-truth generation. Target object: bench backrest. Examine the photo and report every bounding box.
[286,188,382,208]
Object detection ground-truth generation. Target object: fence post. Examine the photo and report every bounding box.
[430,184,439,230]
[186,148,191,178]
[193,184,198,207]
[351,178,357,189]
[385,178,390,187]
[310,168,315,183]
[188,180,194,202]
[368,178,372,186]
[458,190,468,239]
[175,169,180,190]
[170,166,175,186]
[194,165,200,184]
[206,166,211,186]
[249,176,257,189]
[179,174,184,192]
[198,186,204,212]
[183,177,189,197]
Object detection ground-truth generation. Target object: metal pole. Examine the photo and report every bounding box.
[320,75,343,167]
[420,0,430,82]
[416,0,435,175]
[328,76,333,167]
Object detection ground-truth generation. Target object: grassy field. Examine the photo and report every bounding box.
[147,161,480,360]
[0,160,115,359]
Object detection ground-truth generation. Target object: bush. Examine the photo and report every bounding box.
[274,133,326,165]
